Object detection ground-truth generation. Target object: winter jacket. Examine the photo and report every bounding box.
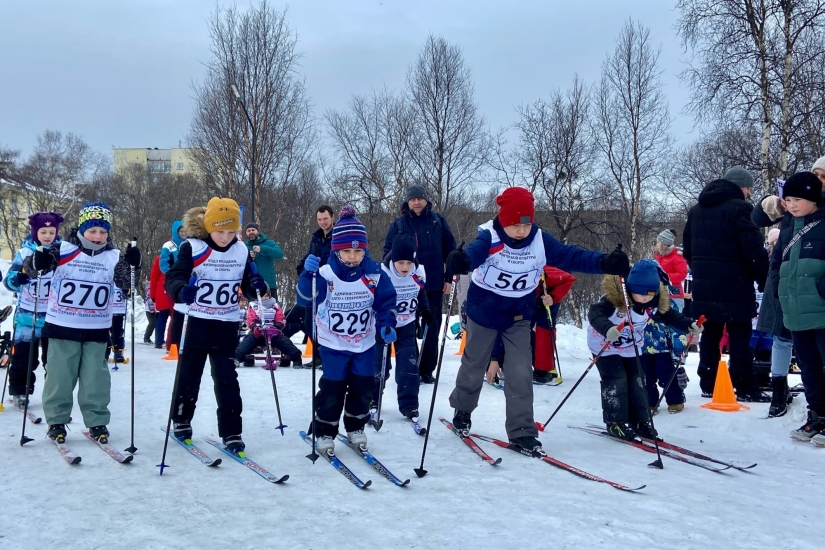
[532,266,576,330]
[3,235,63,339]
[772,206,825,331]
[245,233,284,290]
[296,251,397,333]
[756,270,790,338]
[298,227,333,277]
[159,220,185,274]
[464,217,605,332]
[654,247,688,299]
[683,179,769,322]
[382,256,431,317]
[383,202,457,292]
[165,207,263,350]
[246,303,285,329]
[149,255,172,312]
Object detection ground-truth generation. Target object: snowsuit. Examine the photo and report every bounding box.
[640,287,689,407]
[2,236,59,396]
[165,208,262,438]
[772,206,825,416]
[296,252,397,438]
[38,230,137,428]
[683,178,769,395]
[449,217,606,440]
[234,302,301,364]
[588,276,693,425]
[372,260,429,412]
[383,202,457,379]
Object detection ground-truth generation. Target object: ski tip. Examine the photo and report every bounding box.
[629,484,646,492]
[414,468,428,478]
[361,480,372,489]
[275,474,289,483]
[34,418,42,424]
[492,457,503,466]
[209,458,222,467]
[71,456,82,465]
[399,478,411,487]
[122,455,135,464]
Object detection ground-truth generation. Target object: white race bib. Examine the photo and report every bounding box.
[471,220,545,298]
[315,264,378,353]
[187,239,248,322]
[383,263,426,328]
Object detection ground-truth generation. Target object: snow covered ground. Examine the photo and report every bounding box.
[0,259,822,549]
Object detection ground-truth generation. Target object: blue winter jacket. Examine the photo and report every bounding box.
[159,220,184,274]
[296,251,398,334]
[464,219,605,331]
[3,235,62,340]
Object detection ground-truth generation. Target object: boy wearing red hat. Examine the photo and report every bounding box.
[446,186,629,451]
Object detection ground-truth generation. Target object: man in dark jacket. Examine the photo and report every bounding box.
[383,185,457,383]
[683,167,770,402]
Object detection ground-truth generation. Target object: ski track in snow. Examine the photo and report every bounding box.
[0,259,822,549]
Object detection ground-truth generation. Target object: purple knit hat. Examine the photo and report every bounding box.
[29,212,64,243]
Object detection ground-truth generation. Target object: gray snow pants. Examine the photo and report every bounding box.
[449,317,536,439]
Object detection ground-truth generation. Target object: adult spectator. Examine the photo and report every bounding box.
[384,185,457,383]
[653,229,688,311]
[683,166,770,402]
[244,222,284,298]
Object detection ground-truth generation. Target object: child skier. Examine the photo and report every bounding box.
[587,260,700,440]
[30,202,141,443]
[297,205,397,453]
[372,234,431,421]
[2,212,64,407]
[164,198,267,453]
[446,186,630,451]
[234,291,302,368]
[770,172,825,444]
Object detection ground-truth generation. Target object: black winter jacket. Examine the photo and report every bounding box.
[383,202,457,292]
[683,179,769,323]
[297,227,333,277]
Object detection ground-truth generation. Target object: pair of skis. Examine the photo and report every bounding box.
[300,430,410,489]
[51,431,134,465]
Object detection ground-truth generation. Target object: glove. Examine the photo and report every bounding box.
[252,324,264,339]
[32,246,58,272]
[265,326,281,339]
[179,283,198,305]
[600,245,630,277]
[380,326,397,344]
[249,272,267,293]
[606,325,623,343]
[124,244,141,267]
[418,308,434,326]
[304,254,320,274]
[761,195,785,221]
[688,321,704,337]
[446,248,471,275]
[14,272,30,287]
[676,366,689,390]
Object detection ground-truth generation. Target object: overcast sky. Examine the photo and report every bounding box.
[0,0,695,161]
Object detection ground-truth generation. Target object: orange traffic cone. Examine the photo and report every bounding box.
[302,339,313,359]
[700,359,750,412]
[162,344,178,361]
[454,332,466,356]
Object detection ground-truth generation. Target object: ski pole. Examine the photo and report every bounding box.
[654,315,705,410]
[540,272,563,382]
[0,332,12,411]
[306,273,319,463]
[415,275,458,479]
[158,276,196,475]
[126,239,138,454]
[372,342,390,431]
[535,331,617,432]
[250,264,287,436]
[20,268,42,446]
[618,276,663,469]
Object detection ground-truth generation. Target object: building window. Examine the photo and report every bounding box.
[148,160,172,174]
[11,199,19,217]
[12,227,18,239]
[177,162,184,170]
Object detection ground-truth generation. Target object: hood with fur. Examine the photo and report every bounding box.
[183,207,209,240]
[601,274,670,313]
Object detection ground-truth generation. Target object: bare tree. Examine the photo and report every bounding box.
[594,20,672,259]
[187,1,315,223]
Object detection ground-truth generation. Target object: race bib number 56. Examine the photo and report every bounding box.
[481,265,538,292]
[58,279,111,310]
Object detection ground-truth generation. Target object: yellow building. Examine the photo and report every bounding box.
[113,147,198,176]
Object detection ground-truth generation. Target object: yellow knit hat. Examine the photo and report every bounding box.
[203,197,241,233]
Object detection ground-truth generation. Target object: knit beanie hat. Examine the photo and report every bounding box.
[656,228,676,247]
[77,201,113,235]
[245,222,259,231]
[782,171,822,204]
[203,197,241,233]
[626,259,661,296]
[497,186,535,227]
[405,185,427,202]
[390,234,417,263]
[812,156,825,173]
[29,211,64,242]
[331,205,368,251]
[722,167,754,188]
[767,227,780,244]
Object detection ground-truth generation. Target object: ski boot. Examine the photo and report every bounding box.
[114,348,126,363]
[315,435,335,454]
[243,354,256,367]
[48,424,67,444]
[173,422,193,441]
[11,395,29,409]
[791,411,825,441]
[667,403,685,413]
[606,423,637,441]
[402,408,420,420]
[89,425,109,444]
[222,435,245,455]
[532,370,555,384]
[453,410,472,435]
[420,373,436,384]
[509,435,542,453]
[369,402,378,423]
[278,357,293,368]
[347,429,367,448]
[635,422,658,440]
[811,432,825,447]
[302,356,322,370]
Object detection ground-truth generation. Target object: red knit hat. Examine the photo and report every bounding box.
[496,187,535,227]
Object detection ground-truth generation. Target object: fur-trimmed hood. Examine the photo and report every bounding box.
[601,274,670,313]
[182,207,209,240]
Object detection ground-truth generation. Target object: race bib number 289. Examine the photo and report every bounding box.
[58,279,111,310]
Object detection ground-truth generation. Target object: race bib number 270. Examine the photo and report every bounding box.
[58,279,111,311]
